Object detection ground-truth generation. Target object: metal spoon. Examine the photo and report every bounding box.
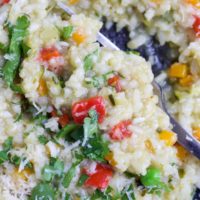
[57,1,200,159]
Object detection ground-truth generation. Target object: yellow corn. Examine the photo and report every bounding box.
[72,30,86,45]
[175,143,189,160]
[38,77,48,96]
[193,127,200,141]
[179,75,193,87]
[12,167,33,181]
[145,139,155,154]
[69,0,80,4]
[168,63,188,78]
[105,152,117,167]
[186,0,200,8]
[159,130,177,146]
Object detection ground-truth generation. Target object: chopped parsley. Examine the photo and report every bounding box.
[38,135,49,145]
[62,26,73,40]
[84,49,99,72]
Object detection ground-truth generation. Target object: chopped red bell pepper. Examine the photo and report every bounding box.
[108,75,122,92]
[109,120,132,141]
[193,16,200,37]
[51,108,69,128]
[1,0,10,5]
[72,96,106,124]
[83,163,113,189]
[40,47,60,62]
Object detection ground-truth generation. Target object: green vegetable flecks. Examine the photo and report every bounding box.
[62,26,73,40]
[84,49,99,72]
[0,151,8,165]
[82,133,110,162]
[38,135,49,145]
[42,158,64,182]
[2,15,30,93]
[30,183,55,200]
[140,166,169,195]
[77,174,89,187]
[3,137,13,152]
[121,184,135,200]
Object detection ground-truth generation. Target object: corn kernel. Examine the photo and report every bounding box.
[69,0,80,5]
[193,127,200,141]
[12,167,33,181]
[168,63,188,78]
[159,130,177,146]
[72,30,86,45]
[105,152,117,167]
[38,78,48,96]
[145,139,155,154]
[179,75,193,87]
[175,143,189,160]
[186,0,200,8]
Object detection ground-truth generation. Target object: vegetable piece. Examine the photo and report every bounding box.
[77,174,89,186]
[69,0,80,4]
[82,109,99,146]
[62,26,73,40]
[3,15,30,93]
[62,163,79,188]
[38,77,48,96]
[51,108,69,128]
[42,158,64,182]
[40,47,60,61]
[121,184,135,200]
[30,183,55,200]
[145,139,155,154]
[82,133,110,162]
[84,49,99,72]
[109,120,132,141]
[105,152,117,167]
[179,75,193,87]
[72,30,86,45]
[0,151,8,165]
[83,163,113,189]
[193,127,200,140]
[186,0,200,8]
[193,16,200,37]
[0,42,7,53]
[12,167,33,181]
[72,96,106,124]
[108,75,122,92]
[175,143,189,160]
[108,94,115,106]
[168,63,188,78]
[38,135,49,145]
[159,130,177,146]
[0,0,10,6]
[3,137,13,152]
[56,124,80,139]
[140,167,162,188]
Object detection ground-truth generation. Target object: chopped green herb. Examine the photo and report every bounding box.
[62,26,73,40]
[2,15,30,93]
[42,158,64,182]
[3,137,13,152]
[33,113,47,126]
[127,50,140,56]
[77,174,89,187]
[14,112,22,122]
[30,183,55,200]
[108,94,115,106]
[121,184,135,200]
[56,124,80,139]
[82,133,110,162]
[9,155,21,166]
[21,42,30,57]
[85,76,105,88]
[84,49,99,72]
[38,135,49,145]
[0,151,8,165]
[82,109,99,146]
[0,42,7,53]
[62,163,77,188]
[65,193,72,200]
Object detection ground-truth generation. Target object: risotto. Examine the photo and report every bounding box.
[0,0,200,200]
